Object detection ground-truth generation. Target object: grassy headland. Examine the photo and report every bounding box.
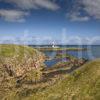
[35,47,87,52]
[0,44,99,100]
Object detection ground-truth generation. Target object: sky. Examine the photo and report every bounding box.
[0,0,100,45]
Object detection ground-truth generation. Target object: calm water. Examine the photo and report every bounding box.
[67,45,100,60]
[30,45,100,67]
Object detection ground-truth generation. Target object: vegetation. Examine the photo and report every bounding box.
[0,44,45,100]
[0,44,99,100]
[26,59,100,100]
[36,47,87,52]
[1,58,96,100]
[43,58,87,72]
[55,51,77,59]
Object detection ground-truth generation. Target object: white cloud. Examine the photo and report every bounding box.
[81,0,100,19]
[1,0,100,22]
[2,0,60,10]
[0,9,29,22]
[67,0,100,21]
[0,0,59,22]
[67,12,90,21]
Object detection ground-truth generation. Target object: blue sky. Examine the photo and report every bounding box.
[0,0,100,44]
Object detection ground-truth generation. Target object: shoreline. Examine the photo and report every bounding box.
[35,47,88,51]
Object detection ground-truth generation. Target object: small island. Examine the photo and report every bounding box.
[35,47,88,51]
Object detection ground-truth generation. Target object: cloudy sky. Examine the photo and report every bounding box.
[0,0,100,44]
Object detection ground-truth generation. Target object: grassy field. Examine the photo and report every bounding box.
[25,59,100,100]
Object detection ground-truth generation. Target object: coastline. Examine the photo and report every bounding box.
[35,47,88,51]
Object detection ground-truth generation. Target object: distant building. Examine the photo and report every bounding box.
[52,42,59,48]
[52,42,55,48]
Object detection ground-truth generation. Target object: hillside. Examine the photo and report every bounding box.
[0,44,100,100]
[0,44,45,100]
[26,59,100,100]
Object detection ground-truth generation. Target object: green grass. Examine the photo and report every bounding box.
[36,47,87,51]
[0,44,45,64]
[55,52,77,59]
[0,44,38,58]
[25,59,100,100]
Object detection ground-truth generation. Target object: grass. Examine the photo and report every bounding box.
[55,52,77,59]
[0,44,39,59]
[36,47,87,51]
[25,59,100,100]
[0,44,45,100]
[0,44,100,100]
[0,44,45,67]
[2,59,99,100]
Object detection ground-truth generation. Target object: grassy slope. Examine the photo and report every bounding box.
[0,44,45,100]
[0,44,38,58]
[26,59,100,100]
[0,44,45,64]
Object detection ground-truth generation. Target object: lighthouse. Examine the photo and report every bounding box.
[52,42,55,48]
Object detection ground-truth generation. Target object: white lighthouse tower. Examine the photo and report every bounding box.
[52,41,55,48]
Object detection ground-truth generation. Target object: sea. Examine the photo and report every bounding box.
[29,45,100,67]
